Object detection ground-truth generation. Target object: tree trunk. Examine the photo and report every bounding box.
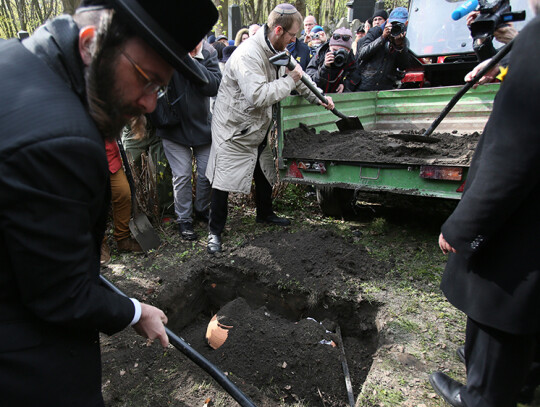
[253,0,262,24]
[61,0,79,15]
[295,0,305,20]
[328,0,336,24]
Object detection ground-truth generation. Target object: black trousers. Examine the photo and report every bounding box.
[461,317,540,407]
[209,147,273,236]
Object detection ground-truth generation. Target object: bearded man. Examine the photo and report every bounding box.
[0,0,217,405]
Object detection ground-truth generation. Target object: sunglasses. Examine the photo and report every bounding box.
[332,34,351,42]
[312,33,323,39]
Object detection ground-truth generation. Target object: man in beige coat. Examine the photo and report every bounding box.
[205,3,334,253]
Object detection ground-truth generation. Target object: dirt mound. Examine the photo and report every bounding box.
[229,228,389,291]
[282,126,480,166]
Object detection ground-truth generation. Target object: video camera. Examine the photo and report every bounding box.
[469,0,525,60]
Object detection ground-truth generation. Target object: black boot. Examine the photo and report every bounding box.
[429,372,466,407]
[255,213,291,226]
[179,222,198,241]
[207,233,222,254]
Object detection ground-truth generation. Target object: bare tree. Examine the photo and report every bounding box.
[61,0,79,15]
[1,0,64,38]
[295,0,306,20]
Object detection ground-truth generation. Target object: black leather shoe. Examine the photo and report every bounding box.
[456,345,466,365]
[194,209,209,223]
[207,233,222,254]
[429,372,466,407]
[255,213,291,226]
[179,222,198,241]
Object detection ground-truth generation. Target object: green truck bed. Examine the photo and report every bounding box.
[277,84,500,212]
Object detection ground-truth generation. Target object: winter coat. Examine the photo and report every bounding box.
[440,15,540,335]
[306,42,359,93]
[287,38,312,70]
[0,16,135,406]
[154,42,221,147]
[353,26,411,91]
[206,24,321,194]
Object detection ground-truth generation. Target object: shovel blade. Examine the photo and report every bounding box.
[387,133,439,143]
[336,116,364,132]
[129,214,161,252]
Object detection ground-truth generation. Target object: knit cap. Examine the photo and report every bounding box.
[329,27,353,49]
[372,9,388,21]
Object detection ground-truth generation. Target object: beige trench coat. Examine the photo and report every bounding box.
[206,25,321,194]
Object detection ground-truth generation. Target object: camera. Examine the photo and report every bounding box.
[469,0,525,61]
[390,22,405,37]
[332,48,348,68]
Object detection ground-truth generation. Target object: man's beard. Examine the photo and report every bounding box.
[85,45,144,141]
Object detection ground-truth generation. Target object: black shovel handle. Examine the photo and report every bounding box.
[99,275,257,407]
[422,39,515,138]
[269,51,350,120]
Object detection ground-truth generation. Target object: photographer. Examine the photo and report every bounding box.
[306,27,359,93]
[352,7,412,91]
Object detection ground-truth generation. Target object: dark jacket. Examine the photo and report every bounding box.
[353,26,411,91]
[0,16,134,406]
[306,42,359,93]
[287,38,312,70]
[153,42,221,146]
[440,15,540,335]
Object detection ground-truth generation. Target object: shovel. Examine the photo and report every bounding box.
[117,140,161,252]
[269,51,364,131]
[389,39,515,144]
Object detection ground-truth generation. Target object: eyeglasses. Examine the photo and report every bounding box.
[278,26,297,38]
[122,52,168,99]
[332,34,351,42]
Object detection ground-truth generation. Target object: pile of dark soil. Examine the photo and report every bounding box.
[282,126,480,166]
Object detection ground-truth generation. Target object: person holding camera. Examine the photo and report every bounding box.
[352,7,412,91]
[306,27,359,93]
[307,25,327,57]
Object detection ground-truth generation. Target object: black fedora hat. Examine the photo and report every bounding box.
[79,0,218,84]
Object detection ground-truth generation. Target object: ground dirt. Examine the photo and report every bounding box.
[100,188,540,407]
[282,127,480,166]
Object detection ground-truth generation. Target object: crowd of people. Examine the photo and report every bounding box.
[1,0,540,406]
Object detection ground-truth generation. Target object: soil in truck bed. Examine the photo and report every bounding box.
[282,126,481,166]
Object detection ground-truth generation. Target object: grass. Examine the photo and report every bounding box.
[358,383,406,405]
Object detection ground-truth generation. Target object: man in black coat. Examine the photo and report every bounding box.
[352,7,411,91]
[429,8,540,407]
[0,0,217,406]
[151,40,222,240]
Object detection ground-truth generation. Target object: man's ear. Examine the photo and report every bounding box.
[79,26,96,66]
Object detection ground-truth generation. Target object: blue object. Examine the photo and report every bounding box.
[452,0,479,21]
[388,7,409,24]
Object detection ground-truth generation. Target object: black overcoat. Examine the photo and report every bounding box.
[440,15,540,335]
[0,16,135,406]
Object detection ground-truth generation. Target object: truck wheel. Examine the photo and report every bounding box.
[316,187,355,218]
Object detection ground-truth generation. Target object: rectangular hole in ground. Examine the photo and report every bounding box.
[164,265,380,406]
